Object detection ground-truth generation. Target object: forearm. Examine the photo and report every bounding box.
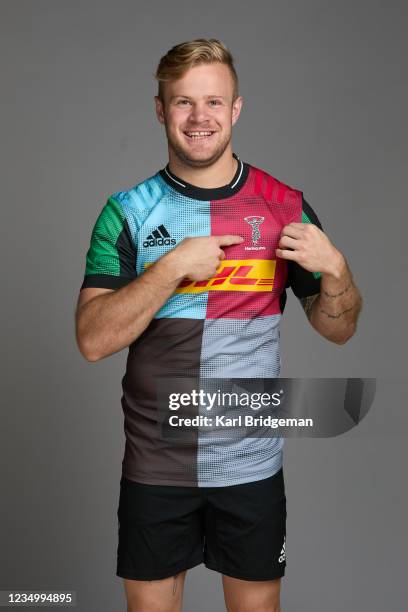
[308,254,363,344]
[76,254,183,361]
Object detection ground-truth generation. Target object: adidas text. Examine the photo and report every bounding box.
[143,237,176,248]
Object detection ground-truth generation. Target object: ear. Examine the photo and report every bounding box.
[231,96,243,127]
[154,96,165,125]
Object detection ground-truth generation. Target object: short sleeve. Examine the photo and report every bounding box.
[81,196,137,290]
[286,197,323,299]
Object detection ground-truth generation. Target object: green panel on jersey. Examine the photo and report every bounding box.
[302,209,322,280]
[85,196,125,276]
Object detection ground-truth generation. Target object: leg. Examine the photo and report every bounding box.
[123,570,187,612]
[222,575,281,612]
[203,469,287,610]
[116,478,204,610]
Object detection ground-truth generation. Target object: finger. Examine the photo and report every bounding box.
[218,249,226,260]
[278,235,299,250]
[215,235,244,246]
[276,248,301,261]
[215,260,224,274]
[285,222,306,230]
[280,224,304,239]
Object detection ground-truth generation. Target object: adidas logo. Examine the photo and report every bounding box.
[143,225,176,248]
[278,537,286,563]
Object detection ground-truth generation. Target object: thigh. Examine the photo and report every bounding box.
[123,571,187,612]
[117,477,204,581]
[204,469,287,581]
[222,575,281,612]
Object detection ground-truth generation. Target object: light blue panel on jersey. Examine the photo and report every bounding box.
[112,173,167,242]
[155,292,209,319]
[200,315,282,377]
[148,176,212,320]
[113,173,212,319]
[197,434,283,487]
[197,315,283,487]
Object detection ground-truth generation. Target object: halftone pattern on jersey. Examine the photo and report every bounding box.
[196,429,284,487]
[113,173,169,245]
[82,196,137,289]
[204,174,297,318]
[200,315,281,378]
[85,197,125,276]
[196,314,282,486]
[150,184,212,319]
[81,155,323,486]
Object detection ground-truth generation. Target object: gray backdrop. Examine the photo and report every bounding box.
[1,0,407,610]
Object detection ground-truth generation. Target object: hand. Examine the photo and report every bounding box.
[164,235,244,281]
[276,223,345,277]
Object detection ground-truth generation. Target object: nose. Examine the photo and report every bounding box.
[188,102,210,125]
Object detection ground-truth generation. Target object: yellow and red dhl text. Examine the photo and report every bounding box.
[145,259,277,293]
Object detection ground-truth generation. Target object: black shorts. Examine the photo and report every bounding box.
[116,468,287,582]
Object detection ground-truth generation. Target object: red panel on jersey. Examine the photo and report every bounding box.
[205,167,299,319]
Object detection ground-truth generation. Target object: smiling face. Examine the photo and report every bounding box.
[155,62,243,168]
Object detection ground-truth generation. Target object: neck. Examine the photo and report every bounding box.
[167,147,238,188]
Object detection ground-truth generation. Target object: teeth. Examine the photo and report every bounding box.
[186,131,213,138]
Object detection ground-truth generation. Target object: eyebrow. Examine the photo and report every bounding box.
[169,95,227,101]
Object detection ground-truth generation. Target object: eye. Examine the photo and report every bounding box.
[177,99,190,105]
[209,99,221,106]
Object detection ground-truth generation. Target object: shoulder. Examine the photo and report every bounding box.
[109,170,167,213]
[247,162,303,204]
[104,170,168,233]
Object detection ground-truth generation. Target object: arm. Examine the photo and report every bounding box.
[76,255,183,361]
[277,208,362,344]
[76,235,243,361]
[300,253,363,344]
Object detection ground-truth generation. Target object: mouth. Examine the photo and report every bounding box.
[183,130,216,141]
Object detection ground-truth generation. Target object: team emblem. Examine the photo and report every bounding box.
[244,216,266,251]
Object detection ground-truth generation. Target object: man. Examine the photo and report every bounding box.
[76,39,362,612]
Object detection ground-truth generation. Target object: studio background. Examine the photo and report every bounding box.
[1,1,407,610]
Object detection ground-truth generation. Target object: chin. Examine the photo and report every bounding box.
[186,150,217,162]
[171,139,230,168]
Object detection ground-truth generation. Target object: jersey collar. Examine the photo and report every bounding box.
[159,152,249,201]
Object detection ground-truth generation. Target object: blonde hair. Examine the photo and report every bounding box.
[155,38,239,103]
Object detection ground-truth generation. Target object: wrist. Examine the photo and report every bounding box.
[158,249,187,284]
[323,250,347,280]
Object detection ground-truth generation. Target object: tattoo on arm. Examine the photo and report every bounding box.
[322,282,352,298]
[300,293,320,320]
[319,306,355,319]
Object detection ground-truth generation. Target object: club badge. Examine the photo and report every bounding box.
[244,216,266,251]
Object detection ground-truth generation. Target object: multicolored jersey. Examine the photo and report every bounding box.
[81,153,322,487]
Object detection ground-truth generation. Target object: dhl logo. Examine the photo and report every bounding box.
[178,259,276,293]
[145,260,276,293]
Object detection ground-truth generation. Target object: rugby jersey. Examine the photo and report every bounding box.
[81,153,322,486]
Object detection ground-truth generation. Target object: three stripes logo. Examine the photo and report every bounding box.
[143,225,176,248]
[278,537,286,564]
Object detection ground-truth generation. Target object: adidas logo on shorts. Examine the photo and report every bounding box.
[278,537,286,563]
[143,225,176,247]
